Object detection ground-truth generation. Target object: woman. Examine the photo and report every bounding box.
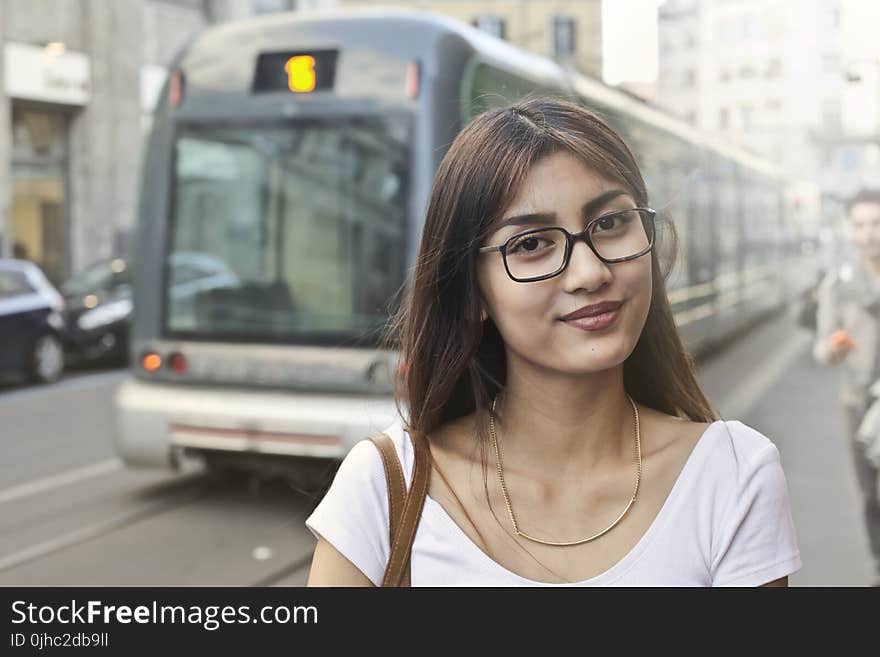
[305,97,802,586]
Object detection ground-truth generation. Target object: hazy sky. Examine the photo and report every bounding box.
[602,0,662,85]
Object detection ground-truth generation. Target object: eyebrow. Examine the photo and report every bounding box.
[497,189,632,230]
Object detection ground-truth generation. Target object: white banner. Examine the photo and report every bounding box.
[4,42,90,106]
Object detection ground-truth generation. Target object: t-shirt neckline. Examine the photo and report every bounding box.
[419,419,725,585]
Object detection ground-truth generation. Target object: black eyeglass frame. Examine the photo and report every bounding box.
[477,207,657,283]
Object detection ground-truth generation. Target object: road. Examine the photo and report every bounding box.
[0,309,874,586]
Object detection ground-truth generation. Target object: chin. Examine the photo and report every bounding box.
[566,336,634,372]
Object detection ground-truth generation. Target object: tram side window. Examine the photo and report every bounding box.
[690,161,715,286]
[622,121,693,291]
[462,61,567,123]
[716,162,742,295]
[742,173,762,272]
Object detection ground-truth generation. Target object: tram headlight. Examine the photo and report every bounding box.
[78,298,133,331]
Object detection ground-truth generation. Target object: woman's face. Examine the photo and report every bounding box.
[476,151,653,376]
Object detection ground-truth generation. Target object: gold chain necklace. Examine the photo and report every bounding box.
[489,393,642,547]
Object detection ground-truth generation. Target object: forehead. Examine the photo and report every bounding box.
[851,201,880,223]
[502,151,630,215]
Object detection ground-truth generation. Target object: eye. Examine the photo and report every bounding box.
[594,216,618,231]
[510,236,539,252]
[507,233,556,255]
[592,211,634,234]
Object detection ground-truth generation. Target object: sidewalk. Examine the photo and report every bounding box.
[698,309,875,586]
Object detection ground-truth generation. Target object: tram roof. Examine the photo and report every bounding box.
[182,7,784,181]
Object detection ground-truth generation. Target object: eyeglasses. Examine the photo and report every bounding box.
[478,207,657,283]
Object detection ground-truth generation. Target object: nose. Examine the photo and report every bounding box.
[560,235,613,293]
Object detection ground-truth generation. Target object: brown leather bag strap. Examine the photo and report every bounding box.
[369,429,430,587]
[369,432,407,550]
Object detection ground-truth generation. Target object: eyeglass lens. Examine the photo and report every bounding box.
[504,209,652,281]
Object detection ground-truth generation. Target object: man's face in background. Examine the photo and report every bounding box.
[849,200,880,262]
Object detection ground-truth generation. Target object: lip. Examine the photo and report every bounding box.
[563,309,621,332]
[559,300,624,321]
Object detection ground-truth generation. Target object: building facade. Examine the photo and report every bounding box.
[656,0,880,208]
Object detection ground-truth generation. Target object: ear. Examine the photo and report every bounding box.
[481,306,489,322]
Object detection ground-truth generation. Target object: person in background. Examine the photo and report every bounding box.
[813,188,880,586]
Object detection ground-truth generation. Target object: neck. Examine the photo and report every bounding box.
[491,361,634,483]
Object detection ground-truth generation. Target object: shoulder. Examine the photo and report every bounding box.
[703,421,801,584]
[373,419,417,489]
[303,419,413,586]
[330,418,416,492]
[697,420,793,537]
[644,411,781,477]
[700,419,783,484]
[650,416,785,507]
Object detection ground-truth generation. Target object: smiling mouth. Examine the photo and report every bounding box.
[560,302,624,332]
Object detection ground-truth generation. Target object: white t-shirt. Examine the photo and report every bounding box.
[305,417,802,586]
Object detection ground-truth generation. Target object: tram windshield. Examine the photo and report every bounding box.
[165,116,410,346]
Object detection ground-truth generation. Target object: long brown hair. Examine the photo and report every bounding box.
[383,96,715,475]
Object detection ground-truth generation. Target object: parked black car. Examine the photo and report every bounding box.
[61,257,131,365]
[60,252,241,366]
[0,259,67,384]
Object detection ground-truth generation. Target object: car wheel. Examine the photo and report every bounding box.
[31,334,65,384]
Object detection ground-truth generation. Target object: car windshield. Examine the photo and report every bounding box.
[62,259,128,296]
[0,268,35,298]
[165,116,411,346]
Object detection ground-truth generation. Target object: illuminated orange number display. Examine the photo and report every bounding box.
[284,55,316,92]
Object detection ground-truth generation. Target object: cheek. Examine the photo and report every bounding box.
[618,261,653,342]
[479,257,548,312]
[620,256,652,306]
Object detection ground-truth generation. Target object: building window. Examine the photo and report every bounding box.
[683,68,697,86]
[551,15,576,57]
[473,14,506,40]
[719,107,730,130]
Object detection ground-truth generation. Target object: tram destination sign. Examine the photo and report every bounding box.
[252,50,338,94]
